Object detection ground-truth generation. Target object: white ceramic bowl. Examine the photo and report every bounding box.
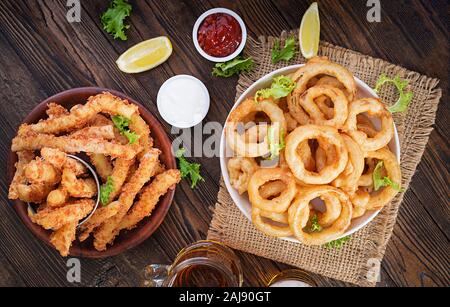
[192,8,247,62]
[220,64,400,243]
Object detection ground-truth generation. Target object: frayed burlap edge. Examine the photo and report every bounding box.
[208,31,442,287]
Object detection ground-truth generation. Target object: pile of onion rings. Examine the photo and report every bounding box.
[226,57,402,246]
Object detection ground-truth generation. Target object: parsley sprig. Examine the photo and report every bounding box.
[175,148,204,189]
[101,0,132,41]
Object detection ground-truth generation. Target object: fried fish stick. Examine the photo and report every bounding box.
[24,157,61,185]
[50,221,77,257]
[31,199,94,230]
[70,125,115,140]
[21,92,139,135]
[78,201,121,242]
[89,154,113,182]
[93,149,161,251]
[12,131,137,160]
[118,169,180,231]
[8,151,35,199]
[46,103,69,119]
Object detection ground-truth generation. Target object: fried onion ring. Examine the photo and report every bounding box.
[288,86,348,128]
[285,125,348,184]
[289,56,357,101]
[248,168,297,213]
[344,98,394,152]
[349,190,370,219]
[331,134,365,192]
[226,98,286,157]
[228,157,259,194]
[288,186,352,245]
[252,207,293,237]
[316,195,342,227]
[365,148,401,210]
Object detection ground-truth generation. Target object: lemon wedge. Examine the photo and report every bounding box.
[299,2,320,59]
[116,36,172,73]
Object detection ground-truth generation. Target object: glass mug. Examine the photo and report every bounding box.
[267,269,318,287]
[143,240,243,287]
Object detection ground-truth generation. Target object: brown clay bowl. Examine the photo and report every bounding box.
[7,87,176,258]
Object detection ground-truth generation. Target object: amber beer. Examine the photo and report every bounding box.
[170,263,234,287]
[143,240,243,287]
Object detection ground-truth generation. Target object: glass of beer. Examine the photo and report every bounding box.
[143,240,243,287]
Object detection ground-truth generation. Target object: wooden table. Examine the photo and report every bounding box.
[0,0,448,287]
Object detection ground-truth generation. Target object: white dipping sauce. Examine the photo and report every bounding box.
[157,75,210,128]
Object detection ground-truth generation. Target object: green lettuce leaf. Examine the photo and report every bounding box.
[212,57,254,78]
[374,74,413,113]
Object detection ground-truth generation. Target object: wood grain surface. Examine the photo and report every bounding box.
[0,0,448,287]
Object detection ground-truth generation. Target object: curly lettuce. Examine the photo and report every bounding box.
[255,75,296,103]
[374,74,413,113]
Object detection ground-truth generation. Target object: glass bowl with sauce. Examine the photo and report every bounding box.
[192,8,247,62]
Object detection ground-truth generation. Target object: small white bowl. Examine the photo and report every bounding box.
[220,64,401,244]
[192,8,247,62]
[157,75,210,128]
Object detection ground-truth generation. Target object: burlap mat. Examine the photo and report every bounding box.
[207,31,442,287]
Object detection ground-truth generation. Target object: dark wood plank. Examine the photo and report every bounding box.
[0,0,448,287]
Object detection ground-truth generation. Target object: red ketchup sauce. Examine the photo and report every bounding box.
[197,13,242,57]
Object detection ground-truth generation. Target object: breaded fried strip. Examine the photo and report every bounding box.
[31,199,94,230]
[93,149,161,251]
[50,221,77,257]
[89,114,111,126]
[24,157,61,185]
[21,92,139,135]
[70,125,115,140]
[47,186,69,207]
[8,151,35,199]
[62,167,97,198]
[41,147,67,169]
[89,154,113,182]
[64,157,87,176]
[78,201,121,242]
[12,131,137,160]
[46,103,69,119]
[77,156,135,240]
[107,158,136,204]
[118,169,180,231]
[129,114,153,157]
[16,183,53,203]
